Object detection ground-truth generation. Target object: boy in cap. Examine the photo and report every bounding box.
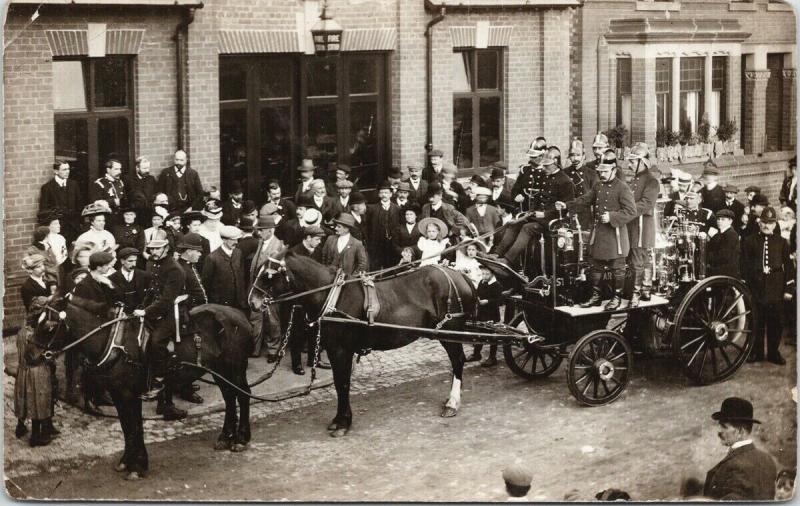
[704,397,776,499]
[465,186,501,250]
[502,464,533,500]
[741,207,792,364]
[706,209,740,278]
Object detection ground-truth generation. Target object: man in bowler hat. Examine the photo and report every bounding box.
[703,397,776,500]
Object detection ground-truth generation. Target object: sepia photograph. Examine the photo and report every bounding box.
[1,0,797,501]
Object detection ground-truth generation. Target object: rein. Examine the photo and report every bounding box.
[260,212,530,306]
[42,311,142,362]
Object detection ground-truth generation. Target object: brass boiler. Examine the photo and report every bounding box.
[673,221,708,282]
[653,198,677,295]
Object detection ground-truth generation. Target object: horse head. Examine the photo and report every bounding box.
[34,298,71,354]
[248,256,292,312]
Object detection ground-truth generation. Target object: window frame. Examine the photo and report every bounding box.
[452,48,504,174]
[616,57,632,144]
[53,56,136,196]
[711,56,728,127]
[680,56,705,133]
[655,57,672,131]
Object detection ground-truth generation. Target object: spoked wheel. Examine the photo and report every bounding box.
[672,276,755,385]
[503,312,563,379]
[567,330,632,406]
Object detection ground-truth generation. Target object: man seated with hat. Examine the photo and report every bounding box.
[322,213,368,277]
[720,184,745,233]
[703,397,776,500]
[202,225,247,310]
[465,186,501,250]
[741,206,792,365]
[109,247,152,314]
[135,236,188,420]
[706,209,741,279]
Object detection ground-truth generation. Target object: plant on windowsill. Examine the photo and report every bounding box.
[603,124,629,157]
[714,119,739,156]
[656,127,682,162]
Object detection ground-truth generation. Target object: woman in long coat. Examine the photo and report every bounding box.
[15,252,59,447]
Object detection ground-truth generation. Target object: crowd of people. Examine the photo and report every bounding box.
[14,137,797,444]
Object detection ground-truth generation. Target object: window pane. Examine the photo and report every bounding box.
[712,56,726,91]
[680,91,700,132]
[220,59,247,101]
[53,61,87,111]
[306,58,337,97]
[452,52,472,93]
[656,58,671,94]
[55,118,89,193]
[479,96,500,167]
[94,58,129,108]
[349,101,378,188]
[220,108,248,197]
[260,107,292,193]
[477,51,498,90]
[307,103,338,172]
[656,93,669,130]
[453,97,473,169]
[680,57,704,92]
[617,58,632,95]
[349,57,378,94]
[97,117,130,172]
[259,60,292,99]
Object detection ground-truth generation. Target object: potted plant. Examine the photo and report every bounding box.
[715,119,739,155]
[697,117,714,158]
[603,124,629,156]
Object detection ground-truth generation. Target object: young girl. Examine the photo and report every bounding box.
[15,252,58,446]
[417,218,449,266]
[454,242,483,288]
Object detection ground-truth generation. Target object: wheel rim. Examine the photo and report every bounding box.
[673,276,754,385]
[567,330,631,406]
[503,313,562,379]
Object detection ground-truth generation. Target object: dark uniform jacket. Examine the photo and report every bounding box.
[536,170,575,221]
[741,231,791,304]
[404,178,429,204]
[237,235,260,287]
[510,164,546,212]
[706,227,741,278]
[109,268,153,313]
[476,279,503,322]
[321,235,368,276]
[39,178,82,241]
[311,195,336,219]
[703,443,777,500]
[682,207,715,233]
[178,258,208,308]
[441,180,467,211]
[90,175,127,213]
[144,256,186,323]
[720,199,746,233]
[158,166,204,213]
[664,191,688,218]
[392,222,422,258]
[294,179,315,203]
[568,176,637,260]
[126,173,157,225]
[202,247,247,309]
[287,241,323,263]
[112,223,145,252]
[626,168,660,249]
[700,185,726,215]
[563,164,600,229]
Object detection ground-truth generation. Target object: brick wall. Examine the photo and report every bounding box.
[2,4,182,329]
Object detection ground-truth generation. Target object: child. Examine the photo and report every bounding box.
[454,242,483,288]
[15,252,58,446]
[467,265,504,366]
[775,468,796,500]
[417,217,449,266]
[502,465,532,501]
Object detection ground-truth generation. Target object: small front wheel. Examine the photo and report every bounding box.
[566,330,632,406]
[503,312,562,379]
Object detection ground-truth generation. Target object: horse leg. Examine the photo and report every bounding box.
[213,374,237,451]
[124,396,148,480]
[440,342,466,418]
[111,394,130,473]
[327,346,354,438]
[232,367,251,452]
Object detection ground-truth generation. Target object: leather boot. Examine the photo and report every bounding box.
[42,418,60,437]
[640,288,652,302]
[629,290,641,308]
[604,293,623,311]
[579,290,603,308]
[15,419,27,439]
[159,402,188,421]
[29,420,52,447]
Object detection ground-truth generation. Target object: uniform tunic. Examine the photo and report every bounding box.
[112,223,145,252]
[90,175,126,213]
[626,169,660,249]
[700,185,726,215]
[568,176,637,260]
[510,164,546,212]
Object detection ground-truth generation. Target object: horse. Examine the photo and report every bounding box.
[60,295,256,480]
[248,252,477,437]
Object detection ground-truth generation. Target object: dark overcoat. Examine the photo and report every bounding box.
[703,443,777,500]
[144,256,186,323]
[158,166,204,213]
[626,169,660,249]
[202,247,247,309]
[741,232,791,304]
[568,176,637,260]
[706,227,741,278]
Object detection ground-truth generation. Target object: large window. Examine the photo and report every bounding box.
[53,57,135,197]
[765,53,784,152]
[656,58,672,131]
[616,58,632,143]
[680,57,704,133]
[710,56,727,129]
[453,49,503,171]
[219,54,388,199]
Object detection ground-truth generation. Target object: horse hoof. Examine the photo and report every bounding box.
[330,427,350,438]
[441,406,458,418]
[230,443,248,453]
[125,471,141,481]
[114,462,127,473]
[214,439,232,451]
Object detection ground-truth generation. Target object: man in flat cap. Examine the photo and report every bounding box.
[700,162,726,215]
[109,247,152,314]
[329,179,354,221]
[741,207,792,364]
[404,164,429,204]
[719,184,745,233]
[706,209,740,278]
[423,148,445,183]
[202,225,247,310]
[703,397,776,500]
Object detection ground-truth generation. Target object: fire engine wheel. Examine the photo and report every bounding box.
[672,276,755,385]
[567,330,632,406]
[503,312,563,379]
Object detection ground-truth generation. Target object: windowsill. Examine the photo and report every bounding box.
[767,2,793,11]
[728,2,758,11]
[636,1,681,10]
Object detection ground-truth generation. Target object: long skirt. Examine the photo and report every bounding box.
[14,326,53,421]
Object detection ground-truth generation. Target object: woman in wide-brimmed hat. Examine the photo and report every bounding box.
[15,252,59,447]
[76,201,117,252]
[417,217,449,266]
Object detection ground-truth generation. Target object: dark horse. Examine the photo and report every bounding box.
[249,253,477,437]
[61,297,255,480]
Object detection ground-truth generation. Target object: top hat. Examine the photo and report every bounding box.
[427,182,444,196]
[229,180,244,194]
[752,193,770,207]
[387,166,403,179]
[177,232,205,252]
[377,180,393,191]
[333,212,358,229]
[239,216,255,231]
[241,200,257,215]
[711,397,761,424]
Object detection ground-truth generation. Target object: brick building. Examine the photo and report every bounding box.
[1,0,796,327]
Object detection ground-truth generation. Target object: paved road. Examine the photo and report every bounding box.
[6,346,796,502]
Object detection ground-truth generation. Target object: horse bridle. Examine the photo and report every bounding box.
[249,262,293,312]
